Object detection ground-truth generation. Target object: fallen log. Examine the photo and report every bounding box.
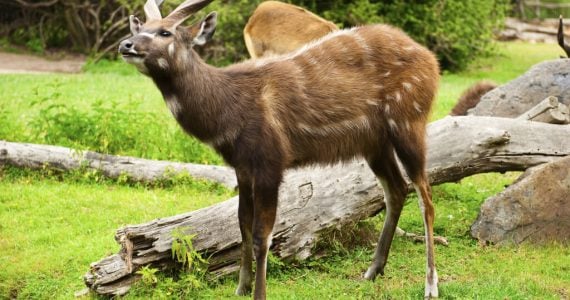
[84,116,570,296]
[0,141,237,189]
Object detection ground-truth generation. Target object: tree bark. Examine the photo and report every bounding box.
[0,141,237,189]
[82,116,570,296]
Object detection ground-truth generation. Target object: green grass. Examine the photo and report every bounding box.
[0,167,234,299]
[1,41,569,299]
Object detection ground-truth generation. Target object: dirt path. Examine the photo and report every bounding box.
[0,51,85,74]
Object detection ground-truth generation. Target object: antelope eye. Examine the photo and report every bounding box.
[159,30,172,37]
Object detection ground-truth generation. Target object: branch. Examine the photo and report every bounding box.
[0,141,237,189]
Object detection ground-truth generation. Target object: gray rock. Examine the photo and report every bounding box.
[468,59,570,117]
[471,156,570,245]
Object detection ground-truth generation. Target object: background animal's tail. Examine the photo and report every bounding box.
[450,81,497,116]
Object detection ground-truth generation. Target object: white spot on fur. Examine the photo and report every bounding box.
[168,42,175,57]
[403,46,416,51]
[405,120,411,131]
[157,58,169,69]
[388,118,397,131]
[394,91,402,102]
[393,60,403,66]
[366,99,379,106]
[412,75,421,82]
[165,96,181,117]
[138,32,155,39]
[383,71,391,77]
[385,103,390,114]
[373,84,384,90]
[402,82,412,91]
[413,101,422,113]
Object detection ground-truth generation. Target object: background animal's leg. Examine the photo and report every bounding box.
[252,176,280,300]
[393,130,438,298]
[235,173,254,296]
[364,145,408,280]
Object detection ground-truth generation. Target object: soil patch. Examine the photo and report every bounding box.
[0,51,85,74]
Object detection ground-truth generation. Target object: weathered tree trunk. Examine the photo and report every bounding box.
[0,141,237,189]
[83,116,570,296]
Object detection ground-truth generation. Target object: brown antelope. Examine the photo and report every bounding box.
[118,0,440,298]
[243,0,338,58]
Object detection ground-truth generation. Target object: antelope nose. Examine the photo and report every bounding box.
[118,39,134,53]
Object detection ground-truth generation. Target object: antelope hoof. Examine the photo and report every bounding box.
[363,266,384,281]
[235,284,252,296]
[424,285,439,299]
[424,272,439,299]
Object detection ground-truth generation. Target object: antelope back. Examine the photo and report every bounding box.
[244,1,338,58]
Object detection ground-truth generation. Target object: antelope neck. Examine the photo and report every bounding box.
[150,50,242,143]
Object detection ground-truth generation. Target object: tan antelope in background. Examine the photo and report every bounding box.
[243,0,338,58]
[118,0,441,298]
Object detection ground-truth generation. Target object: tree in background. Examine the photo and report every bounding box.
[0,0,510,71]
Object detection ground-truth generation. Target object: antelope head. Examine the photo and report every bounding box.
[118,0,216,75]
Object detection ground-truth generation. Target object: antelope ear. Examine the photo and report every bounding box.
[129,15,143,35]
[192,12,217,46]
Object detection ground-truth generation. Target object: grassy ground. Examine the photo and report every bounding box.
[1,42,569,299]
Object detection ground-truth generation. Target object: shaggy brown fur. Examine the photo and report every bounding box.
[118,0,441,298]
[450,81,497,116]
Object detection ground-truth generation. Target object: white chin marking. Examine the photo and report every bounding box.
[123,56,148,74]
[157,58,169,69]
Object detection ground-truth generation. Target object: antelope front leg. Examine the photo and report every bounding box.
[252,180,279,300]
[235,175,254,296]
